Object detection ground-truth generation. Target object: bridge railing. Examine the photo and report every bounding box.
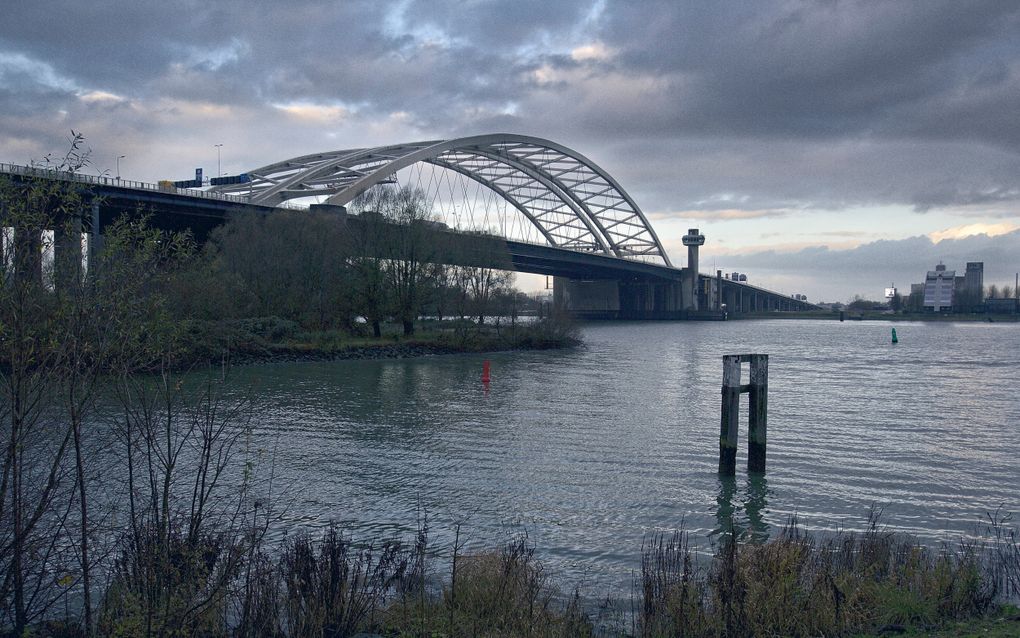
[0,161,255,205]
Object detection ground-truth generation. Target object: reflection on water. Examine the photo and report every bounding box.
[712,473,770,543]
[745,473,770,542]
[713,475,737,539]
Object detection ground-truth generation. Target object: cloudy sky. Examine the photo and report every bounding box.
[2,0,1019,301]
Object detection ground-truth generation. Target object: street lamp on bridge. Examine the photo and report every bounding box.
[116,155,125,182]
[214,143,223,177]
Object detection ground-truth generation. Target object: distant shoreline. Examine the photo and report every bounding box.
[729,311,1020,322]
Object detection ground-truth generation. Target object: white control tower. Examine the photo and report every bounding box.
[682,228,705,311]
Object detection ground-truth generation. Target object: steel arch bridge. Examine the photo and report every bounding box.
[208,134,673,267]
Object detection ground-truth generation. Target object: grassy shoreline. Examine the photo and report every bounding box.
[855,607,1020,637]
[177,316,582,368]
[80,513,1020,637]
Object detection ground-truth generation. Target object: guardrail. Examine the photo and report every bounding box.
[0,161,253,205]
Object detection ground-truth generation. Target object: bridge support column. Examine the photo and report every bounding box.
[553,277,620,319]
[14,228,43,286]
[555,277,684,320]
[619,279,683,319]
[0,201,6,277]
[54,215,83,291]
[87,200,102,268]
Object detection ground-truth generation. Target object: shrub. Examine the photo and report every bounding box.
[98,523,242,637]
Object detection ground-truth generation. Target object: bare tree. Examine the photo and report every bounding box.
[212,209,352,329]
[370,187,442,336]
[345,194,393,338]
[0,132,204,635]
[0,134,99,634]
[100,362,265,636]
[465,267,515,325]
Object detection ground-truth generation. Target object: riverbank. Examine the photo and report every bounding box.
[178,316,582,367]
[84,513,1020,637]
[857,609,1020,637]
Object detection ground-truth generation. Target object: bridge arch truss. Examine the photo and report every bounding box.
[209,134,672,266]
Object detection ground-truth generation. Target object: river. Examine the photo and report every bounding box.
[226,319,1020,593]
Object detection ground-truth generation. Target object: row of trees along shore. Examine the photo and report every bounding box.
[1,138,1018,637]
[199,185,525,339]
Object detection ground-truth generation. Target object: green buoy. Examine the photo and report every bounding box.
[891,328,898,344]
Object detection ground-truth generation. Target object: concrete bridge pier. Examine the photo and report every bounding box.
[53,215,83,289]
[553,277,620,319]
[4,213,88,291]
[13,228,43,285]
[716,270,723,310]
[619,279,683,319]
[87,200,102,268]
[553,277,684,319]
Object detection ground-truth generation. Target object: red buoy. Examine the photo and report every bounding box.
[482,360,491,384]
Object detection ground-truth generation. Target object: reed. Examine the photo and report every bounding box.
[31,508,1020,637]
[638,512,1012,637]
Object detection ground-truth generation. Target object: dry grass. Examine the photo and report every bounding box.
[638,512,1009,637]
[69,510,1020,637]
[381,531,592,637]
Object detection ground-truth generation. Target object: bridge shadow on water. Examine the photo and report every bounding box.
[710,473,771,544]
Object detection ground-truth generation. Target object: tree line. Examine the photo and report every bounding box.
[181,185,528,339]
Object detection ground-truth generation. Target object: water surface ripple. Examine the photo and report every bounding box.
[230,320,1020,591]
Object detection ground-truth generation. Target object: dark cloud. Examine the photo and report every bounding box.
[4,1,1019,154]
[596,1,1020,145]
[1,1,1020,300]
[402,0,594,49]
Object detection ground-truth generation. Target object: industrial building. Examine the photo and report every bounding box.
[922,264,957,312]
[917,261,984,312]
[965,262,984,297]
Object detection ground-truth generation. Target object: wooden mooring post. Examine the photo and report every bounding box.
[719,354,769,475]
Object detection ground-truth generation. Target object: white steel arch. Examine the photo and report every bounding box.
[209,134,672,266]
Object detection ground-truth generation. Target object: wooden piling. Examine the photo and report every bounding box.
[747,354,768,473]
[719,355,741,475]
[719,354,769,475]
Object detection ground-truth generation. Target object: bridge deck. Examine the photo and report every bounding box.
[1,164,819,313]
